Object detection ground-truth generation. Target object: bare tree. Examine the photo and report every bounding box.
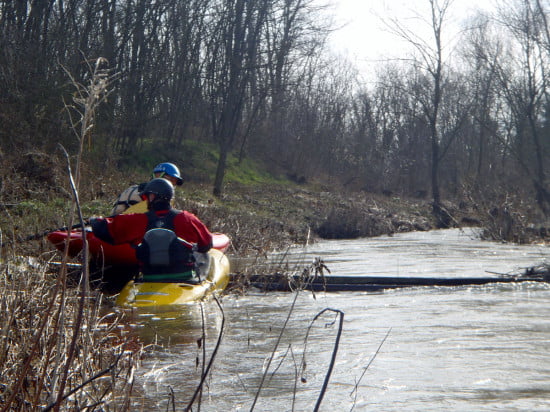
[490,0,550,216]
[204,0,271,197]
[460,14,502,189]
[386,0,456,226]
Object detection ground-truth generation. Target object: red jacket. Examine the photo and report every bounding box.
[91,209,213,253]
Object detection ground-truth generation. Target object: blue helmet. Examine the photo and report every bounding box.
[152,162,183,186]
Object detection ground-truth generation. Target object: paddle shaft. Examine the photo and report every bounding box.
[25,222,90,241]
[24,212,123,242]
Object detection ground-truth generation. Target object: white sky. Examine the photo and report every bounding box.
[328,0,496,78]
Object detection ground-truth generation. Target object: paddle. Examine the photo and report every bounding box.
[24,221,91,242]
[24,212,122,242]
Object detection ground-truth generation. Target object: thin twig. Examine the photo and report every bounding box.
[43,351,127,412]
[350,328,392,411]
[185,294,225,411]
[251,290,300,410]
[52,109,91,412]
[167,386,176,412]
[266,343,292,387]
[299,308,344,412]
[198,301,207,411]
[290,346,299,412]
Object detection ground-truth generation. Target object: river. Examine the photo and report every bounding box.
[125,228,550,411]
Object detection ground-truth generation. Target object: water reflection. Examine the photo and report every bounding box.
[123,302,224,347]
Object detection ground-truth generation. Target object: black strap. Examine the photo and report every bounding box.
[145,209,180,231]
[114,199,140,206]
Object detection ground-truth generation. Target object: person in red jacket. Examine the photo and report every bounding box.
[91,178,212,281]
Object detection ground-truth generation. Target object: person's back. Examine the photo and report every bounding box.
[135,210,198,282]
[93,178,212,282]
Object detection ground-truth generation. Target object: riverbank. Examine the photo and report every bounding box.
[2,166,549,263]
[1,148,548,263]
[179,181,549,255]
[194,182,436,251]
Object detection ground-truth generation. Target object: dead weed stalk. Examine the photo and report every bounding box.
[0,57,138,411]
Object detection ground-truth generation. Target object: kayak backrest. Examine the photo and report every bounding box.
[141,228,174,266]
[136,228,196,274]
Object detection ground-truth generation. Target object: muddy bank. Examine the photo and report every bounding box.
[182,183,469,254]
[183,183,550,256]
[1,158,548,261]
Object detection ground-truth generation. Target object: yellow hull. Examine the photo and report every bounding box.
[115,249,230,307]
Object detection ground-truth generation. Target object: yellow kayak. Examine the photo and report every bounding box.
[115,248,230,307]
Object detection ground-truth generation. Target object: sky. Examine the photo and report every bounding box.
[327,0,496,79]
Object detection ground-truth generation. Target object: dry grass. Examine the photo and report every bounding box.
[0,56,141,412]
[0,256,140,410]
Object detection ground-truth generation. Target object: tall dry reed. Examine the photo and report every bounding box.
[0,56,140,411]
[0,257,139,410]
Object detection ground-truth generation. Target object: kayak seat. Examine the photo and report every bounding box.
[135,228,197,279]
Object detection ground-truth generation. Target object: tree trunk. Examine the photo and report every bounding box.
[213,142,229,197]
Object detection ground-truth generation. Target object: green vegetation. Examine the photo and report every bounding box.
[225,156,287,186]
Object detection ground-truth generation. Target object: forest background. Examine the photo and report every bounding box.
[1,0,549,244]
[1,2,549,408]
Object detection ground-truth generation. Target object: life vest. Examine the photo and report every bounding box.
[135,209,197,282]
[111,183,147,215]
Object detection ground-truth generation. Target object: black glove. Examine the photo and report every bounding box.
[88,217,102,231]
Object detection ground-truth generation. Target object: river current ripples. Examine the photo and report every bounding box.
[128,228,550,411]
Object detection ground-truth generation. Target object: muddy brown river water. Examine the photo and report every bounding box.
[125,228,550,411]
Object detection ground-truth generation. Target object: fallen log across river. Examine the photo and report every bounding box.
[241,270,550,292]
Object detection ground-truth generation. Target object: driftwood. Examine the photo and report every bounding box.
[243,267,550,292]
